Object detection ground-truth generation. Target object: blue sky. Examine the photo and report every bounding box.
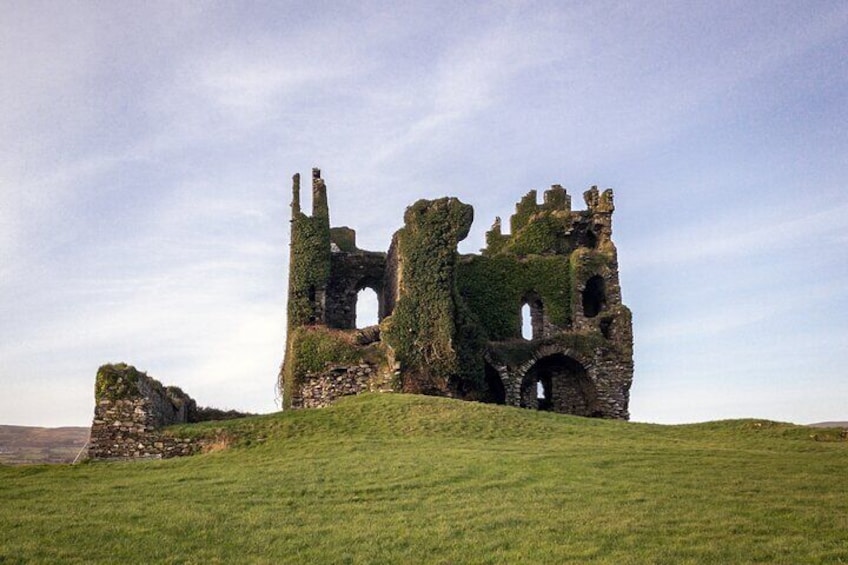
[1,1,846,426]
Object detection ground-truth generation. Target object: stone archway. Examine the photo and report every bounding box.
[519,352,599,416]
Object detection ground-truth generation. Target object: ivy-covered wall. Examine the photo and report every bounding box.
[279,172,634,420]
[456,255,571,341]
[381,197,474,394]
[287,216,330,328]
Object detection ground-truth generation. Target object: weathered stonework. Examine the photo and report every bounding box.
[280,169,633,419]
[88,364,202,459]
[87,363,248,460]
[296,363,393,409]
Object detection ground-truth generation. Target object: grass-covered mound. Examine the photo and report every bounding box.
[2,394,846,563]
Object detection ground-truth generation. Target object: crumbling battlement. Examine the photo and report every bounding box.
[279,169,633,419]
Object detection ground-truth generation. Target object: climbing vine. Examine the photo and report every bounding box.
[381,198,474,393]
[456,254,572,341]
[287,212,331,328]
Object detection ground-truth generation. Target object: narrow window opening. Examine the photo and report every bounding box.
[355,287,379,329]
[600,317,612,339]
[484,364,506,405]
[521,303,532,340]
[536,375,552,411]
[586,229,598,249]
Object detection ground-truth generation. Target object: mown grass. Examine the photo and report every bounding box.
[1,394,846,563]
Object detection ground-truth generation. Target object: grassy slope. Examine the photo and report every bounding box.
[0,426,89,465]
[1,394,846,564]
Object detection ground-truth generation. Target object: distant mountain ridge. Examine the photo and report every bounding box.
[0,425,89,465]
[808,421,848,428]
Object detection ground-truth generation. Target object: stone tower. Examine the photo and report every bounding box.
[279,170,633,419]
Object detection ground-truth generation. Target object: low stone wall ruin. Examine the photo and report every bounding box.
[88,397,201,460]
[295,363,392,409]
[87,363,245,460]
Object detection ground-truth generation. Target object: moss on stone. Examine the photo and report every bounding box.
[503,214,572,256]
[95,363,144,401]
[281,326,388,409]
[330,227,357,252]
[569,247,612,280]
[509,191,539,234]
[487,331,610,369]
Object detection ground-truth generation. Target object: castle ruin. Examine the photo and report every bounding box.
[279,169,633,419]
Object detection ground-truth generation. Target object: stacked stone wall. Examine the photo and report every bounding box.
[88,397,201,459]
[296,363,391,409]
[88,364,203,460]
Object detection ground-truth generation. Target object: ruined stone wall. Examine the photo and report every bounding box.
[88,364,201,460]
[280,170,634,420]
[324,250,387,330]
[294,363,392,409]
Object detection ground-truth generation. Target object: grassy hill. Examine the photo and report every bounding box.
[1,394,846,563]
[0,425,89,465]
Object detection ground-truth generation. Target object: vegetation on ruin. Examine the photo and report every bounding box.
[569,246,615,286]
[381,198,474,392]
[94,363,145,401]
[329,226,357,252]
[279,325,385,408]
[2,394,846,563]
[286,212,331,328]
[486,331,612,369]
[502,213,573,256]
[456,255,572,341]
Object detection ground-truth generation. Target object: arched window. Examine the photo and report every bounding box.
[355,287,379,328]
[521,303,532,340]
[520,296,546,340]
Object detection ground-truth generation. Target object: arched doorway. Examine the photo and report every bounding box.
[520,353,598,416]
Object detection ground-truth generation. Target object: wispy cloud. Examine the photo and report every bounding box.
[626,201,848,269]
[1,2,847,426]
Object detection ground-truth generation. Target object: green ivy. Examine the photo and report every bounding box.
[280,326,388,409]
[381,198,474,392]
[503,214,572,256]
[329,227,357,252]
[456,254,572,341]
[487,331,610,369]
[287,212,331,328]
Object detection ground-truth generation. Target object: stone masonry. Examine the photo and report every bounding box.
[88,364,207,460]
[280,169,633,419]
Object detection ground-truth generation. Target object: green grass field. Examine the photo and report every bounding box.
[1,394,846,564]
